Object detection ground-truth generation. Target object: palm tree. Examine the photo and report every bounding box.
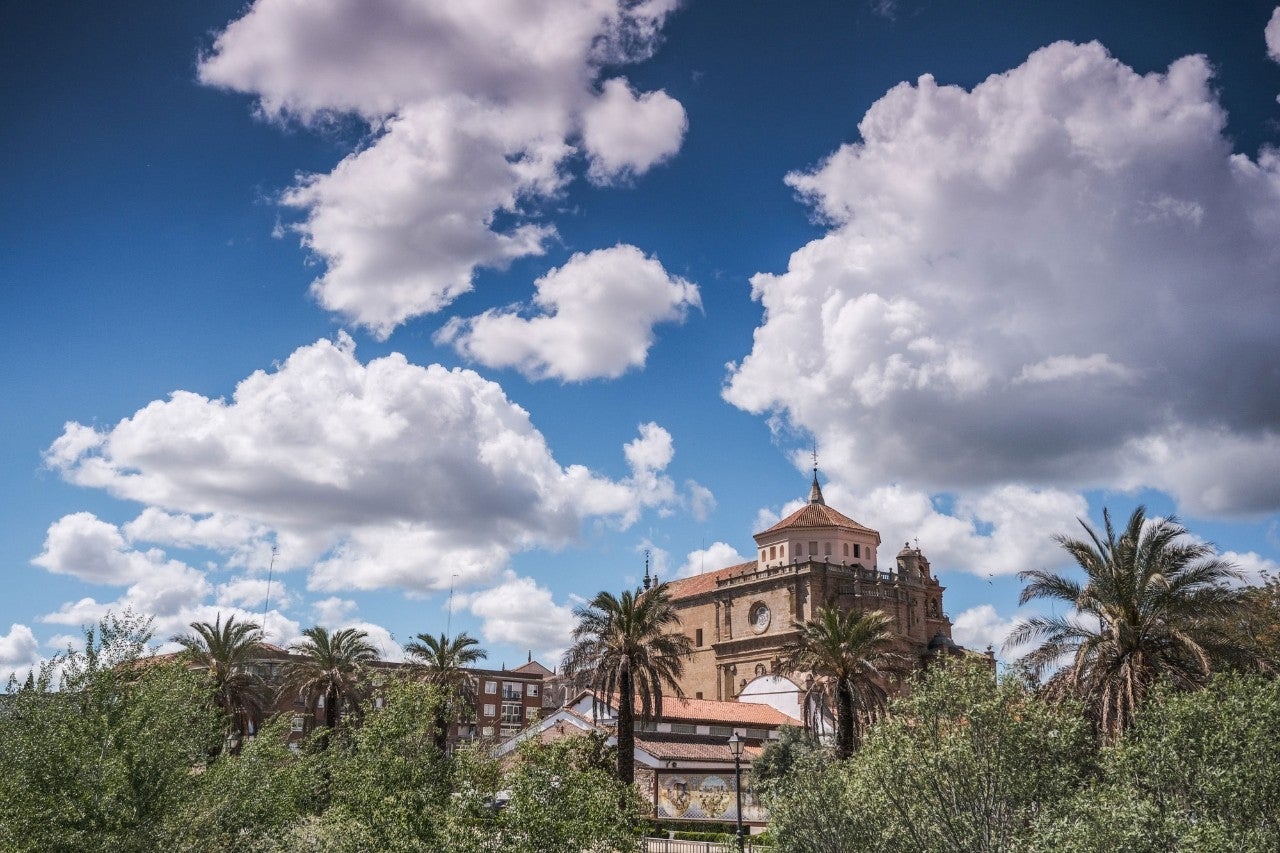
[404,631,487,751]
[281,626,379,741]
[561,583,692,785]
[782,607,905,759]
[1006,505,1256,743]
[172,613,270,749]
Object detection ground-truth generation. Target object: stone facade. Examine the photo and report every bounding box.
[665,476,962,709]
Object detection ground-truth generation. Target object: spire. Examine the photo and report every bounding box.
[643,549,652,591]
[809,441,825,505]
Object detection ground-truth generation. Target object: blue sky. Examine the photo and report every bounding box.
[4,0,1280,677]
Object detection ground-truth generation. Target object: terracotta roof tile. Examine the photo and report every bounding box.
[635,737,766,762]
[666,560,758,601]
[637,694,800,727]
[759,502,875,536]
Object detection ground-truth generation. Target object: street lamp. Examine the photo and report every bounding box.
[727,733,745,853]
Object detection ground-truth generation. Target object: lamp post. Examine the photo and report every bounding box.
[728,733,745,853]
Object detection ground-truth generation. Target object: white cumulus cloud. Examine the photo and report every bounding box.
[582,77,687,184]
[676,541,749,578]
[725,41,1280,519]
[0,624,40,683]
[44,336,690,595]
[437,245,699,382]
[1267,7,1280,63]
[466,572,576,663]
[199,0,684,336]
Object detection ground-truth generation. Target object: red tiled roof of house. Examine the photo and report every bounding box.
[759,501,875,535]
[638,694,800,728]
[513,659,554,677]
[635,737,766,762]
[665,560,758,601]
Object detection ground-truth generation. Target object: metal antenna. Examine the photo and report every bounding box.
[812,438,819,476]
[262,545,278,633]
[446,573,458,637]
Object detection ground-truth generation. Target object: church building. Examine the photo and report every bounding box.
[663,474,966,720]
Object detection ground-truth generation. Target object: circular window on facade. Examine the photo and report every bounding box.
[748,601,771,633]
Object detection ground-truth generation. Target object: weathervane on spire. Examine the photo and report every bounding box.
[808,438,825,505]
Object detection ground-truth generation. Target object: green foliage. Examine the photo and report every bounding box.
[781,607,905,758]
[322,675,455,851]
[498,735,643,853]
[172,613,270,743]
[561,582,692,784]
[751,725,825,801]
[1031,674,1280,852]
[1009,506,1260,742]
[164,717,323,852]
[0,612,222,852]
[282,625,380,737]
[769,662,1094,853]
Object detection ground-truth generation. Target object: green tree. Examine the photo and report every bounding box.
[1031,674,1280,853]
[1008,506,1258,742]
[561,582,692,785]
[282,626,378,741]
[164,716,323,852]
[781,607,905,758]
[499,735,643,853]
[0,612,221,852]
[404,631,487,751]
[321,675,454,852]
[751,725,825,801]
[768,662,1094,853]
[172,613,271,749]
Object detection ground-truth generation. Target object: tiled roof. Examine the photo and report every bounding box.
[637,694,800,727]
[666,560,758,601]
[759,501,875,536]
[635,737,766,763]
[513,659,554,677]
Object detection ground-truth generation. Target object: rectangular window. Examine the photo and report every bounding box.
[290,715,304,733]
[780,544,786,557]
[745,728,768,740]
[527,684,539,697]
[769,545,776,560]
[843,543,849,557]
[501,702,523,725]
[809,541,818,556]
[481,726,494,737]
[696,692,704,700]
[502,682,523,700]
[854,543,861,558]
[709,725,732,737]
[525,706,538,719]
[796,542,804,556]
[695,628,703,647]
[670,723,696,735]
[824,542,832,556]
[483,704,495,717]
[484,681,497,694]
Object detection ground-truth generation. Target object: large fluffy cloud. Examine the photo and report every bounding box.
[199,0,686,336]
[465,572,576,662]
[45,335,701,594]
[437,245,700,382]
[726,41,1280,518]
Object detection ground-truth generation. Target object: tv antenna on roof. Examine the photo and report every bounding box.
[446,573,458,637]
[262,545,278,633]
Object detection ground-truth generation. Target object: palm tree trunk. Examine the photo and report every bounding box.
[836,682,855,760]
[617,662,635,785]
